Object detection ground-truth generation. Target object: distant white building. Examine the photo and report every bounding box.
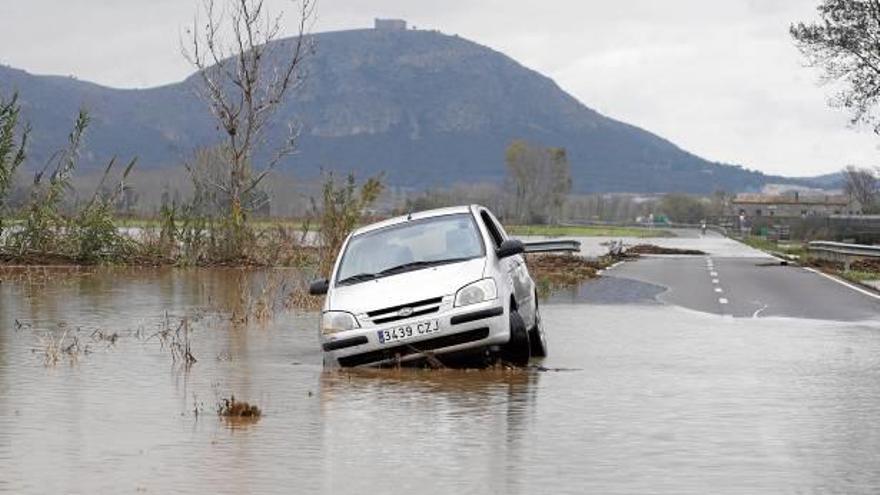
[731,192,861,218]
[374,18,407,31]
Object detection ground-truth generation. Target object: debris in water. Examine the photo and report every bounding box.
[626,244,706,255]
[217,395,262,418]
[526,253,600,286]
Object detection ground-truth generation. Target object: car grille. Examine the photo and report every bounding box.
[337,327,490,367]
[366,296,443,325]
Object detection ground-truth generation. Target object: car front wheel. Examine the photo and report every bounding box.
[528,304,548,358]
[499,307,530,366]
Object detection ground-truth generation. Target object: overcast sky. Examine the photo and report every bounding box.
[0,0,877,177]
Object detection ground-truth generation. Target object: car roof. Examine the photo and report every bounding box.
[350,205,482,237]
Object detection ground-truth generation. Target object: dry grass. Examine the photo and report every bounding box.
[851,258,880,274]
[803,256,880,290]
[285,276,324,311]
[229,269,296,324]
[251,270,284,322]
[33,327,85,366]
[29,322,125,366]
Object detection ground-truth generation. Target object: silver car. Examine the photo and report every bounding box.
[309,205,554,368]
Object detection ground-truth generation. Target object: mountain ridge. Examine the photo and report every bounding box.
[0,27,823,193]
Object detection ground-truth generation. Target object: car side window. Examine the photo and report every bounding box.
[480,210,504,248]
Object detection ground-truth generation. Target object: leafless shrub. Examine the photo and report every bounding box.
[252,270,284,322]
[285,275,324,311]
[150,312,197,366]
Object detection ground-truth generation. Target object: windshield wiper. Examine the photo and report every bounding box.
[336,272,380,285]
[378,257,473,276]
[337,257,475,286]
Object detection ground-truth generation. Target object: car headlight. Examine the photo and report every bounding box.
[321,311,360,335]
[454,278,498,307]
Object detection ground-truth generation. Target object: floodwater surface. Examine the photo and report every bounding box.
[2,268,880,494]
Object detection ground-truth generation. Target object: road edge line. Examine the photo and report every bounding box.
[802,267,880,302]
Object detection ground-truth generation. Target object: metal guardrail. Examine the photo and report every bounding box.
[808,241,880,257]
[808,241,880,269]
[522,240,581,254]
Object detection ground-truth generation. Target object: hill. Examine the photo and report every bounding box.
[0,27,819,193]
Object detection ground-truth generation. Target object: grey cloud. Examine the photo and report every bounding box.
[0,0,876,176]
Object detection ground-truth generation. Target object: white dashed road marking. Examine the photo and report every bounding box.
[706,257,730,311]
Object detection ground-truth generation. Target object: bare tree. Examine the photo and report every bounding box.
[182,0,316,233]
[842,165,879,212]
[505,140,572,224]
[791,1,880,133]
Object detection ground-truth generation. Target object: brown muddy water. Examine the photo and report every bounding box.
[2,268,880,494]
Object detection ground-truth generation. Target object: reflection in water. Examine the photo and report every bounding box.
[1,268,880,493]
[319,369,539,494]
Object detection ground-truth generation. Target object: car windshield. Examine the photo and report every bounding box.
[336,213,485,285]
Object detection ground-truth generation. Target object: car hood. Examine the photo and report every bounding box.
[327,258,487,314]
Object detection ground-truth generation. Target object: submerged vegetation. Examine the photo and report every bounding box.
[150,313,198,367]
[739,237,806,259]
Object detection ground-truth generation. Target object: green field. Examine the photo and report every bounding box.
[507,224,674,238]
[840,270,880,283]
[738,237,806,258]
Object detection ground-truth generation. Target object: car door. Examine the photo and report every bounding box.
[478,208,535,325]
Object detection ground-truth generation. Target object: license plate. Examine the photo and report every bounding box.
[377,319,440,344]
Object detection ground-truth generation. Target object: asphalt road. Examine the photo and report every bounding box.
[602,231,880,321]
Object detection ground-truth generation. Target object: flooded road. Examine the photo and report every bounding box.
[2,266,880,494]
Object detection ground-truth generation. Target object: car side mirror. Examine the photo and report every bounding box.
[496,239,525,259]
[309,278,329,296]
